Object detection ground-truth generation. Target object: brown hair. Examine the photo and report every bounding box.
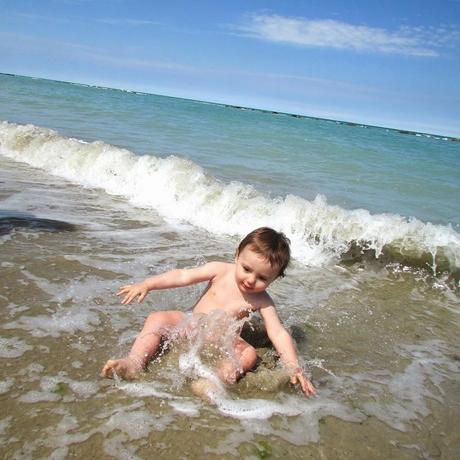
[237,227,291,277]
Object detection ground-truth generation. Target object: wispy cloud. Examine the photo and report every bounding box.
[82,50,192,71]
[14,12,159,28]
[14,12,73,23]
[236,14,460,57]
[0,32,192,72]
[96,18,160,27]
[0,30,423,97]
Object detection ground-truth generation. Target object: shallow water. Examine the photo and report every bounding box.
[1,155,459,459]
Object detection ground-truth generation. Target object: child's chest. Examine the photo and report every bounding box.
[196,279,256,317]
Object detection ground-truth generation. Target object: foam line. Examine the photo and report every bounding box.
[1,121,458,274]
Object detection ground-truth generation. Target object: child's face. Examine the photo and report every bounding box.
[235,246,279,294]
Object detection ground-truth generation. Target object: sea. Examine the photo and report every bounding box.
[0,72,459,459]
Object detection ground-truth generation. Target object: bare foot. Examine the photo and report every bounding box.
[191,378,224,404]
[100,357,143,380]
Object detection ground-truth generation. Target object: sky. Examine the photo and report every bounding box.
[1,0,460,136]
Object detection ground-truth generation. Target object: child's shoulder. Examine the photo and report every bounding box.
[204,260,233,274]
[253,290,276,309]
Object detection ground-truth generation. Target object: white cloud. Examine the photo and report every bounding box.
[237,14,460,57]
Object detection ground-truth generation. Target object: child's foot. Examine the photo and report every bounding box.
[191,378,223,404]
[100,357,142,380]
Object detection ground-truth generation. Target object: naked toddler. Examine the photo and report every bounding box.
[101,227,316,397]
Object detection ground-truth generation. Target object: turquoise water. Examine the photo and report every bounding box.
[1,73,459,227]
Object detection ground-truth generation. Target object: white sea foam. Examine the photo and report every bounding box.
[21,269,109,306]
[11,402,174,460]
[214,395,302,419]
[19,374,99,403]
[0,378,15,394]
[168,399,200,416]
[204,395,363,454]
[346,340,459,432]
[0,416,12,435]
[116,380,173,399]
[0,336,33,358]
[1,121,459,272]
[4,307,100,337]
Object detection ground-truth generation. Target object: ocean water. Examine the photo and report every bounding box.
[0,73,459,459]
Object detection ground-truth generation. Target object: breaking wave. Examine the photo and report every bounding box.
[1,121,459,276]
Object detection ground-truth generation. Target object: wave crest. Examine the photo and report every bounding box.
[1,121,459,276]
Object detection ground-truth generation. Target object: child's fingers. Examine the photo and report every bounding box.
[291,372,316,397]
[138,292,146,303]
[127,293,139,304]
[301,379,311,395]
[301,376,316,397]
[116,285,132,296]
[122,291,136,304]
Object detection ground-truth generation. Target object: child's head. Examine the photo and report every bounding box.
[237,227,291,278]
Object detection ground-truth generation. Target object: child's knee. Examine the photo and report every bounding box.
[143,311,169,334]
[241,345,257,372]
[143,311,184,338]
[218,363,239,385]
[218,350,257,385]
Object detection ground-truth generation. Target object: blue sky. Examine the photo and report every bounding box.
[1,0,459,136]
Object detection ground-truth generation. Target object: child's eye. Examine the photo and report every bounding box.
[243,266,251,272]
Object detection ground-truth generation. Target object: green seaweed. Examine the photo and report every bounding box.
[255,440,272,459]
[51,382,67,396]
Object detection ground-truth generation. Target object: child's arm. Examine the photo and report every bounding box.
[117,261,223,305]
[260,304,316,397]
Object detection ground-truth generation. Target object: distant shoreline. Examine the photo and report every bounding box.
[1,72,459,142]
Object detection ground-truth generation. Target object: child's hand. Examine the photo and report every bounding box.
[117,282,149,304]
[291,368,316,397]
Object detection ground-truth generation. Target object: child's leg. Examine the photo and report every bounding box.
[191,338,257,401]
[217,337,258,384]
[101,310,185,380]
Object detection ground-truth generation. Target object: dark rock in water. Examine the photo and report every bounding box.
[0,217,76,236]
[240,318,271,348]
[241,317,313,348]
[340,240,385,266]
[289,325,309,344]
[398,130,415,135]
